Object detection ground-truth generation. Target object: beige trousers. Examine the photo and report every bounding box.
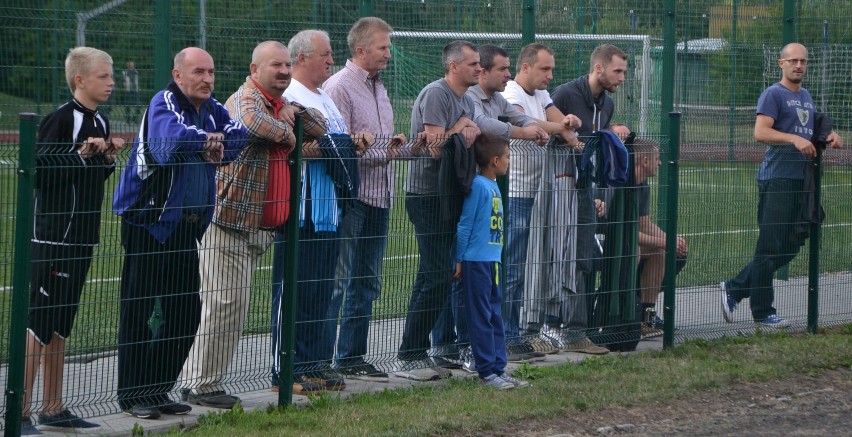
[180,222,273,394]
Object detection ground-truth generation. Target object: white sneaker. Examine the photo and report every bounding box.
[481,374,513,390]
[720,281,736,323]
[460,347,476,374]
[499,374,530,388]
[394,359,440,381]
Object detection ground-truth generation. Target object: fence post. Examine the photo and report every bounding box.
[727,0,738,162]
[782,0,797,44]
[154,0,172,89]
[662,112,681,349]
[807,146,822,334]
[358,0,374,17]
[4,113,38,437]
[277,115,303,407]
[657,0,677,225]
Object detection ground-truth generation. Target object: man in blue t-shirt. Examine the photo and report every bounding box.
[720,43,843,327]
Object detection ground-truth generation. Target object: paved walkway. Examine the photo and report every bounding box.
[5,274,852,436]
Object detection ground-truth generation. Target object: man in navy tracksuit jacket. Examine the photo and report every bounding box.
[112,47,245,419]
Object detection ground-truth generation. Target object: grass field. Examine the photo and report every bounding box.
[1,148,851,362]
[168,326,852,437]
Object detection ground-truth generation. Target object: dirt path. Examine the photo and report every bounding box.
[470,368,852,436]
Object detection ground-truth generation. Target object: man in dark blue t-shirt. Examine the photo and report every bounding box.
[720,43,843,327]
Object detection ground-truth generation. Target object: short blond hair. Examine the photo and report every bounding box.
[65,47,113,93]
[348,17,393,57]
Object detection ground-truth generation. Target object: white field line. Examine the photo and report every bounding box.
[681,222,852,237]
[2,225,850,292]
[1,254,422,291]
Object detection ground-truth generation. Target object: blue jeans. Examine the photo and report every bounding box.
[325,201,389,367]
[502,197,533,341]
[398,192,455,360]
[271,225,339,382]
[726,178,804,320]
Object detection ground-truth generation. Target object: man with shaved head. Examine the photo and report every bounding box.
[179,40,326,407]
[113,47,246,419]
[720,42,842,327]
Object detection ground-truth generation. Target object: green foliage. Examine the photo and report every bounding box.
[197,399,246,428]
[512,362,544,380]
[131,422,145,437]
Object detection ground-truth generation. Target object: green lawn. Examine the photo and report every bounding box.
[168,326,852,437]
[1,153,851,361]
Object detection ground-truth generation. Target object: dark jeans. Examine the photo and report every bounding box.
[572,185,597,330]
[271,225,339,380]
[117,221,201,409]
[431,280,468,352]
[397,192,455,360]
[326,201,389,366]
[726,178,804,320]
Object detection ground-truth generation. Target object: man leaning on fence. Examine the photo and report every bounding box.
[466,43,574,363]
[179,40,327,407]
[394,40,481,382]
[23,47,123,431]
[322,17,411,382]
[720,43,843,327]
[550,43,629,353]
[499,43,595,355]
[112,47,246,420]
[270,29,365,394]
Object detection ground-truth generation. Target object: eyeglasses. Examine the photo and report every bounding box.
[781,58,809,65]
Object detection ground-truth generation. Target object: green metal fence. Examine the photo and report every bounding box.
[2,0,852,434]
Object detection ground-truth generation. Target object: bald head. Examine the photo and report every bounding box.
[174,47,212,70]
[250,40,292,96]
[780,42,808,59]
[172,47,215,109]
[777,42,809,87]
[252,41,288,65]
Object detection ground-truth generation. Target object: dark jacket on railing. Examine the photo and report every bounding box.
[33,98,114,246]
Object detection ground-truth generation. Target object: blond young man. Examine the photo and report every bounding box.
[24,47,123,429]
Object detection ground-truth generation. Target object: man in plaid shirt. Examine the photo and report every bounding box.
[180,40,327,406]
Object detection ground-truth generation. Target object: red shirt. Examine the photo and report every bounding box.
[253,78,290,228]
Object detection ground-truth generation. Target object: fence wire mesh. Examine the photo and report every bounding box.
[1,0,852,432]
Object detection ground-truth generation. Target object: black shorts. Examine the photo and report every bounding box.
[28,242,94,344]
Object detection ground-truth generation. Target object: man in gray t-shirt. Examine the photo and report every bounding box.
[395,41,481,381]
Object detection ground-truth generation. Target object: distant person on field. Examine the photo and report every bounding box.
[453,132,528,390]
[720,43,843,327]
[122,61,141,124]
[23,46,123,430]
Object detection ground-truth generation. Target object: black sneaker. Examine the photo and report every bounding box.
[158,402,192,415]
[36,410,99,428]
[186,391,239,409]
[337,363,390,382]
[291,376,326,395]
[506,343,546,363]
[304,370,346,391]
[123,405,161,420]
[429,355,462,369]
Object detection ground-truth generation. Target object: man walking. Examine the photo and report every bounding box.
[721,43,842,327]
